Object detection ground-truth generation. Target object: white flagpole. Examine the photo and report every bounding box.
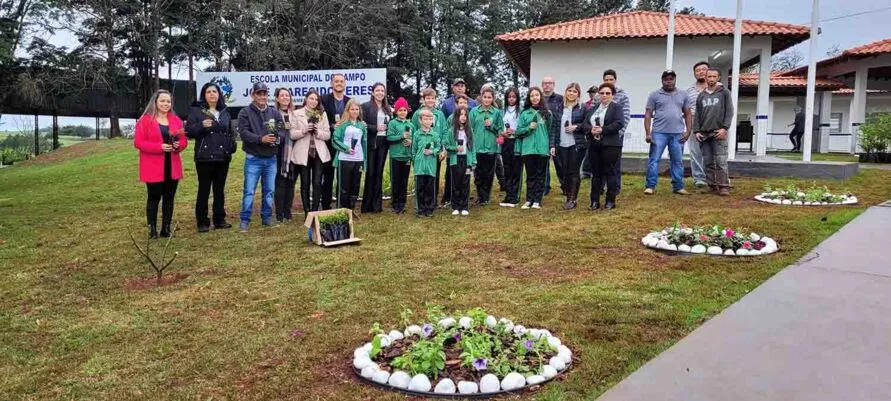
[802,0,819,162]
[728,0,743,161]
[666,0,676,70]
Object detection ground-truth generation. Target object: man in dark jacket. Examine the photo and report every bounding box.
[441,78,477,119]
[237,82,284,231]
[542,76,563,195]
[319,73,350,210]
[692,69,735,196]
[186,82,237,232]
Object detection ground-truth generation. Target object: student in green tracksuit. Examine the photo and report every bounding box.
[469,87,504,206]
[515,86,551,209]
[443,105,475,216]
[412,109,441,217]
[412,87,449,207]
[387,97,414,214]
[331,99,368,210]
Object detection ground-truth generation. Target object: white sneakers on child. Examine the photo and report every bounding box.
[452,210,470,216]
[452,210,460,216]
[499,202,516,207]
[531,202,541,209]
[520,202,531,209]
[461,210,469,216]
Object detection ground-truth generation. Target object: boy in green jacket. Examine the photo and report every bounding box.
[413,87,449,208]
[469,87,504,205]
[387,97,413,214]
[412,109,441,217]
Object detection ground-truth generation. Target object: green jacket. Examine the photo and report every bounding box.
[332,120,368,169]
[515,108,551,156]
[386,118,414,161]
[412,107,447,147]
[411,128,440,177]
[469,106,503,154]
[442,126,477,167]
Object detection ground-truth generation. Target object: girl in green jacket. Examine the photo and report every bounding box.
[386,97,413,214]
[469,87,504,206]
[443,106,475,216]
[515,86,552,209]
[412,109,441,217]
[332,99,367,210]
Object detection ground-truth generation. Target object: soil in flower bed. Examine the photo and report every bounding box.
[372,333,560,385]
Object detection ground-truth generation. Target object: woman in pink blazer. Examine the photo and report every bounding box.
[134,89,188,238]
[289,89,331,214]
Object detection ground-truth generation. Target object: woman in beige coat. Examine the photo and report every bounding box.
[289,89,331,214]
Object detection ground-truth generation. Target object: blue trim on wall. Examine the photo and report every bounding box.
[631,114,645,118]
[755,115,769,120]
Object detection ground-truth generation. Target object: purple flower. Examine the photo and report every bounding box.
[472,358,488,371]
[524,339,534,351]
[422,323,434,338]
[453,333,462,342]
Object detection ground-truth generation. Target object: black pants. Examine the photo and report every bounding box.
[495,154,505,190]
[589,145,622,203]
[320,142,336,209]
[390,158,411,212]
[501,141,523,204]
[361,136,388,213]
[552,149,565,194]
[416,175,436,214]
[436,158,451,204]
[523,155,548,203]
[790,130,804,151]
[451,156,470,211]
[338,160,362,210]
[195,161,230,226]
[274,173,297,221]
[584,148,623,193]
[299,155,323,214]
[581,150,592,177]
[474,153,497,204]
[557,146,583,201]
[146,179,179,229]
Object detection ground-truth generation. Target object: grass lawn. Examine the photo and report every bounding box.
[768,151,859,163]
[2,139,890,400]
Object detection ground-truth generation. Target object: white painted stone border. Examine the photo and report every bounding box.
[754,193,858,206]
[353,316,573,396]
[640,230,779,257]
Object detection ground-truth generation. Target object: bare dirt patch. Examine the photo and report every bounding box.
[123,273,189,290]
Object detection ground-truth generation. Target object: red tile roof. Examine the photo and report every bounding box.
[497,11,811,77]
[783,38,891,76]
[738,73,845,90]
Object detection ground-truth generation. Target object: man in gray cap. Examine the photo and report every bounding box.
[237,82,285,231]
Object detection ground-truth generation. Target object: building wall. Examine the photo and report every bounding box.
[529,36,772,154]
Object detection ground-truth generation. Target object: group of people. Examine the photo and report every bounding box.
[133,62,735,238]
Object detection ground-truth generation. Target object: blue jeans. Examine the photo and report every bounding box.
[645,132,685,192]
[241,153,277,223]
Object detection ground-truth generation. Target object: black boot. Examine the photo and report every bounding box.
[148,224,158,239]
[590,198,601,210]
[198,219,211,233]
[160,223,172,238]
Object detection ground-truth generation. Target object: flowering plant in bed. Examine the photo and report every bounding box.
[755,183,857,206]
[641,222,779,256]
[352,306,574,396]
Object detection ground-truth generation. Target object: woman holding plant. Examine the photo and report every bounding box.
[443,106,475,216]
[134,89,188,239]
[289,89,331,214]
[186,82,236,232]
[515,87,552,209]
[332,99,367,210]
[273,88,299,223]
[360,83,392,214]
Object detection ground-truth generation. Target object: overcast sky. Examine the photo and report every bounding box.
[3,0,889,130]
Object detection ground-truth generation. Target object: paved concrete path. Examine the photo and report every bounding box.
[597,202,891,401]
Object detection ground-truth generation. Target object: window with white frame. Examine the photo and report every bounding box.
[830,113,842,133]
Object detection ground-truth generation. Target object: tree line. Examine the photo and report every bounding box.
[1,0,698,137]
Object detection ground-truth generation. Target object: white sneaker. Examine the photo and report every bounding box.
[461,210,469,216]
[499,202,509,207]
[503,202,516,208]
[451,210,460,216]
[521,202,531,209]
[531,202,541,209]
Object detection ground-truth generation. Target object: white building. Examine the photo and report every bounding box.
[496,11,890,155]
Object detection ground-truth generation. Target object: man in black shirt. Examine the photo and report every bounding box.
[319,73,351,209]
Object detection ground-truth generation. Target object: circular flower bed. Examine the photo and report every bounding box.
[641,223,779,256]
[755,184,857,206]
[353,307,574,397]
